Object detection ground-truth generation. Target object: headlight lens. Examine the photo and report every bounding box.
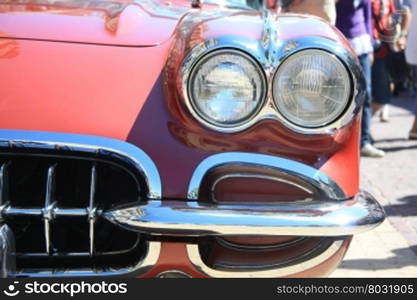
[272,49,351,128]
[188,50,265,127]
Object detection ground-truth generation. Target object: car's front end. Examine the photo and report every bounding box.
[0,0,384,277]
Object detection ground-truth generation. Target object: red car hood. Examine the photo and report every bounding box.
[0,0,190,46]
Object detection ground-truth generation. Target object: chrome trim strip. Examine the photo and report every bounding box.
[0,225,15,278]
[3,208,42,216]
[156,270,192,278]
[2,207,93,217]
[187,152,346,200]
[0,163,10,205]
[53,208,91,217]
[104,191,385,237]
[15,241,161,278]
[186,239,344,277]
[0,162,10,222]
[16,237,141,258]
[0,130,162,199]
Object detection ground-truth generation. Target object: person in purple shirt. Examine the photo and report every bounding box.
[337,0,386,158]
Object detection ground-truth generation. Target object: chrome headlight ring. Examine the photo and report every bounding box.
[179,36,364,135]
[187,48,267,129]
[268,42,364,134]
[271,48,354,129]
[180,39,268,133]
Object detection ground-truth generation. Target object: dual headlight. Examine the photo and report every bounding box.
[186,48,352,131]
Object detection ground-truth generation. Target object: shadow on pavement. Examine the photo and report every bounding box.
[339,246,417,270]
[375,137,408,143]
[377,144,417,152]
[390,95,416,114]
[383,195,417,217]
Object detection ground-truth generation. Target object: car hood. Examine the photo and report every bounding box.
[0,0,190,46]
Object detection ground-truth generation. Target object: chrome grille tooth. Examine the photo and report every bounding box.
[0,162,11,216]
[5,208,42,216]
[42,164,57,255]
[52,208,88,217]
[88,164,97,257]
[4,207,87,217]
[43,218,51,255]
[88,218,95,257]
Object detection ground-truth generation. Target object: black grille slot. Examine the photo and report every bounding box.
[0,150,147,273]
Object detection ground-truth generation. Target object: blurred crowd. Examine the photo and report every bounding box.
[280,0,417,158]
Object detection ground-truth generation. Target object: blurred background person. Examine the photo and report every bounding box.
[405,0,417,139]
[380,0,412,120]
[280,0,338,25]
[371,0,400,123]
[336,0,385,157]
[390,0,412,53]
[388,0,413,96]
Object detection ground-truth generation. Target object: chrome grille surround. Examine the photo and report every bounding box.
[0,130,162,199]
[187,152,347,201]
[0,130,162,277]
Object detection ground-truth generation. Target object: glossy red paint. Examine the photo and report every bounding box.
[0,3,359,199]
[319,116,361,197]
[0,0,362,277]
[265,0,279,10]
[140,242,207,278]
[0,38,171,140]
[0,0,189,46]
[213,176,315,202]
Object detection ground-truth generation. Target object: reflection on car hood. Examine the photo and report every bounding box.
[0,0,190,46]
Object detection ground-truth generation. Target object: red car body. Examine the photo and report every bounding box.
[0,0,384,278]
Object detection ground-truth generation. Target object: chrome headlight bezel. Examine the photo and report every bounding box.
[178,36,362,135]
[271,48,354,130]
[271,49,354,129]
[184,48,268,131]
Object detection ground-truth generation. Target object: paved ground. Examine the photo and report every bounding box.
[332,94,417,277]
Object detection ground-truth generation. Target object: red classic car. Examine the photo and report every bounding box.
[0,0,385,278]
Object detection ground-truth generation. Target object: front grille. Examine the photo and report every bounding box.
[0,148,148,274]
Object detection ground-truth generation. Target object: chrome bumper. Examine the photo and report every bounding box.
[105,151,385,238]
[104,190,385,237]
